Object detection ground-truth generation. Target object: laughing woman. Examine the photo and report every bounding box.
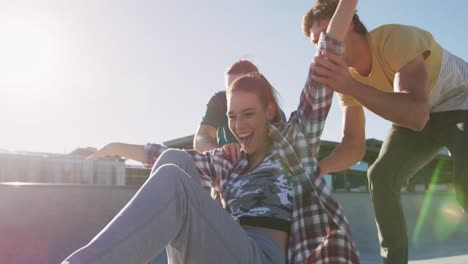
[62,1,359,263]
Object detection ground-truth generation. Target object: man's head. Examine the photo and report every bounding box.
[303,0,367,46]
[224,60,259,88]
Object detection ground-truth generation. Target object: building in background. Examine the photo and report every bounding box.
[0,137,452,192]
[0,149,126,185]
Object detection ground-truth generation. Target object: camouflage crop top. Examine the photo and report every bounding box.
[224,151,293,232]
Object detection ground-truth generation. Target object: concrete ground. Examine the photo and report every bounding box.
[1,183,467,263]
[334,192,468,264]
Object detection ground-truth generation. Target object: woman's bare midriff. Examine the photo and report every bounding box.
[242,225,288,251]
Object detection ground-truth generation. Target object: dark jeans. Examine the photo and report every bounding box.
[368,110,468,264]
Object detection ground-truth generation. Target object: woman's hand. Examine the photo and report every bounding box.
[87,143,119,160]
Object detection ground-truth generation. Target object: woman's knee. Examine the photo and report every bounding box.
[160,149,192,163]
[148,164,200,204]
[143,164,195,200]
[148,164,185,185]
[151,149,192,172]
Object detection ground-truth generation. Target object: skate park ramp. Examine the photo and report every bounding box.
[0,183,467,264]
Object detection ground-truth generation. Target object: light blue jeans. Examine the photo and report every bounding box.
[62,149,285,264]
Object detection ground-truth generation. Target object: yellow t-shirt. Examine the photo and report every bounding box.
[339,24,443,107]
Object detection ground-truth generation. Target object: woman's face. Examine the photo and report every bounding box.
[227,90,274,159]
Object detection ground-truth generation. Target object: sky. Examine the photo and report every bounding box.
[1,0,467,154]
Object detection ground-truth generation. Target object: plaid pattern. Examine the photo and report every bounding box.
[144,32,359,263]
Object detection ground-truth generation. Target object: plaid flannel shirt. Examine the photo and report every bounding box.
[144,33,359,263]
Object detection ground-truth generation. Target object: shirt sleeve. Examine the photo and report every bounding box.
[185,148,234,190]
[142,143,168,168]
[293,32,345,157]
[200,91,227,128]
[381,26,431,72]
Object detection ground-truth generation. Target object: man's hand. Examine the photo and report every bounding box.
[221,143,242,162]
[310,51,357,95]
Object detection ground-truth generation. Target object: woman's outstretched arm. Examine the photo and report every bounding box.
[88,142,147,163]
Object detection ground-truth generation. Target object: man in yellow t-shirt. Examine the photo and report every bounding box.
[303,1,468,263]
